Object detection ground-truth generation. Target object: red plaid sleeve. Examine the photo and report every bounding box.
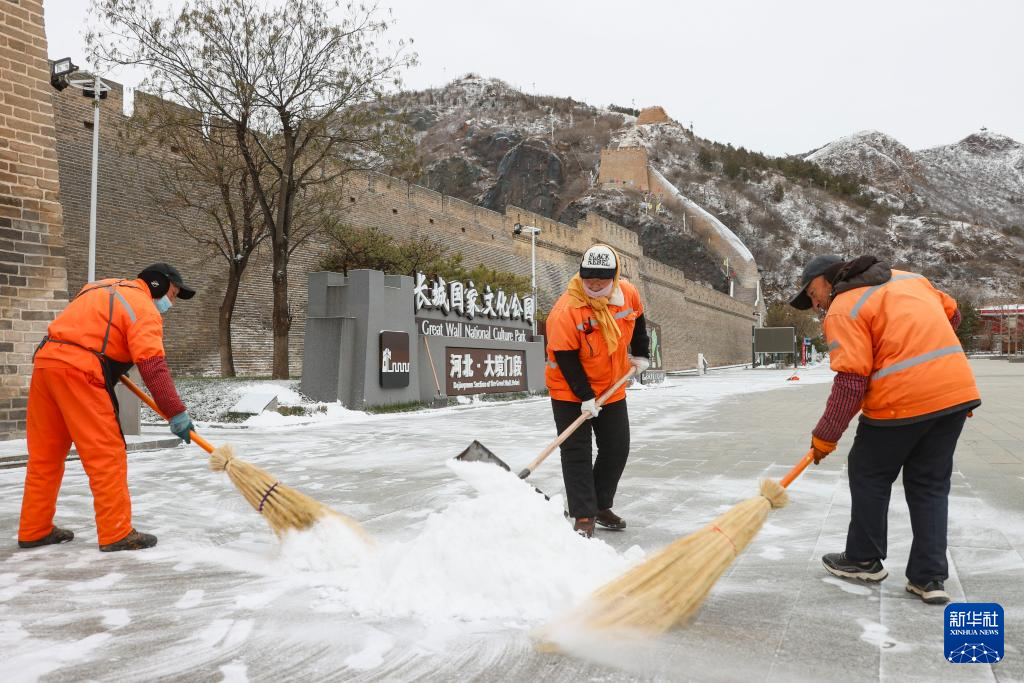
[812,371,868,442]
[950,309,962,330]
[137,356,187,418]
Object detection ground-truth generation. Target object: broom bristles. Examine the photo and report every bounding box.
[209,444,372,545]
[541,477,789,640]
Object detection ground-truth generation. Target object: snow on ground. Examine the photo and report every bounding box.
[0,365,835,681]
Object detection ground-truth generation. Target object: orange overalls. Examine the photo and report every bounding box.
[20,278,167,546]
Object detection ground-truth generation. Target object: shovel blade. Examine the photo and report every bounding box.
[455,440,511,471]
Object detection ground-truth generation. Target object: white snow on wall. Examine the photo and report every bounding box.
[648,166,755,264]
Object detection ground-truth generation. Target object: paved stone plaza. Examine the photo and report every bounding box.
[1,360,1020,682]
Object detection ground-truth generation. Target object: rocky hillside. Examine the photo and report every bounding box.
[389,76,1024,303]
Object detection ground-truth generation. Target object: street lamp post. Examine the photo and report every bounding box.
[50,59,110,282]
[86,75,102,282]
[513,222,541,336]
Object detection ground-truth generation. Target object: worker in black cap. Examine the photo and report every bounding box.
[20,263,197,552]
[790,253,979,605]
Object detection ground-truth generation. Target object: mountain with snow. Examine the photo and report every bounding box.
[806,129,1024,229]
[805,130,923,208]
[388,76,1024,303]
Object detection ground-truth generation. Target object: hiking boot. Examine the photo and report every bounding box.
[822,552,888,582]
[906,580,950,605]
[18,526,74,549]
[574,517,595,538]
[99,529,158,552]
[596,508,627,530]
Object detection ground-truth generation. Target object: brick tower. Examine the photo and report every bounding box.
[0,0,68,439]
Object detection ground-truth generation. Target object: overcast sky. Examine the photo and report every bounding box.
[45,0,1024,156]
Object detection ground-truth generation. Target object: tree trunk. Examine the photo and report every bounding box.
[271,238,291,379]
[219,263,242,378]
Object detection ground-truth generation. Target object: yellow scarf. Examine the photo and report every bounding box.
[567,273,621,354]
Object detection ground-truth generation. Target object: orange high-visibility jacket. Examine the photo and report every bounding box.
[545,279,644,404]
[824,270,979,422]
[34,278,168,383]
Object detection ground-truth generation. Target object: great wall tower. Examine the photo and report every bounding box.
[0,0,68,439]
[596,107,762,308]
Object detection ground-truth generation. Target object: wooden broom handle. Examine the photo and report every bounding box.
[517,367,637,479]
[780,450,815,488]
[119,375,215,454]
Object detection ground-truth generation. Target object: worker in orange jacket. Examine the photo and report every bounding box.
[790,254,980,604]
[545,244,650,538]
[19,263,197,552]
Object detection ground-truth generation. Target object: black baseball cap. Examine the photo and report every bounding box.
[789,254,843,310]
[138,262,196,300]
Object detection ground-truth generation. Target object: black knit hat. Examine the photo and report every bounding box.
[138,263,196,300]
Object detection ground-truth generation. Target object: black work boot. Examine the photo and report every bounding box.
[574,517,595,538]
[19,526,74,549]
[822,552,888,582]
[99,529,158,552]
[906,580,950,604]
[596,509,627,530]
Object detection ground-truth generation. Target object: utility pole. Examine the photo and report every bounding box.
[87,75,101,282]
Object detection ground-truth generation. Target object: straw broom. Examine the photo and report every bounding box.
[120,376,372,545]
[540,450,814,640]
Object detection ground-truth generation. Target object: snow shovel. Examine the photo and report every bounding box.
[456,367,638,479]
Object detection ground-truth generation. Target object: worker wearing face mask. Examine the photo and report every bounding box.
[19,263,196,552]
[545,244,650,538]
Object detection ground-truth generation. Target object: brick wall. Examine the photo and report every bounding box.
[597,147,650,192]
[0,0,68,439]
[636,106,669,125]
[47,78,755,380]
[596,144,762,307]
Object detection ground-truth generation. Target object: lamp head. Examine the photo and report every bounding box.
[50,57,78,91]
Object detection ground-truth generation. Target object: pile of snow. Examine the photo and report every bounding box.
[271,460,643,623]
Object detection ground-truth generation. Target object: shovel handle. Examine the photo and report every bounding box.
[119,375,215,455]
[518,367,637,479]
[779,450,815,488]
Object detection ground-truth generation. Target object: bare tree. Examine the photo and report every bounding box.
[90,0,416,377]
[121,94,271,376]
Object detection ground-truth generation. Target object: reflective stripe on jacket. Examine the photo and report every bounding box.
[824,269,979,422]
[545,278,644,404]
[34,278,167,385]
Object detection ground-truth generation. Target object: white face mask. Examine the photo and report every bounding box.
[583,281,614,298]
[155,295,173,314]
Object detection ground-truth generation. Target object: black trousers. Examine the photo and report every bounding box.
[845,409,968,585]
[551,398,630,519]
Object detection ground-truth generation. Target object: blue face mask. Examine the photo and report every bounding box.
[155,295,173,314]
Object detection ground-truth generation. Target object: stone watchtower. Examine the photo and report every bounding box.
[0,0,68,439]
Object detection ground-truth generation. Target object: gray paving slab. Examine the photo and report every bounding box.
[0,361,1019,681]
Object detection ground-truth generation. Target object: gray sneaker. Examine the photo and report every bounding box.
[906,580,950,604]
[822,552,888,582]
